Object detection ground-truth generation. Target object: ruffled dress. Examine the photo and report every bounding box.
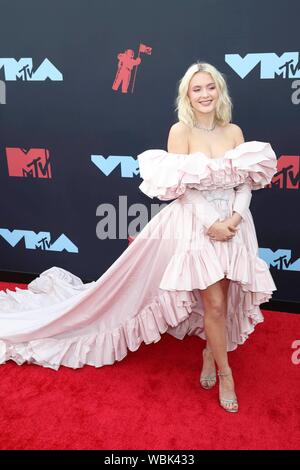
[0,141,278,370]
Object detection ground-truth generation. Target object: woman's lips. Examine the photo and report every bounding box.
[200,100,213,106]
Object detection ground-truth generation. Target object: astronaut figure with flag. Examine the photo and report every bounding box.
[112,43,152,94]
[112,49,141,93]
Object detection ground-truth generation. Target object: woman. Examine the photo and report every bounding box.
[168,62,252,413]
[0,62,277,414]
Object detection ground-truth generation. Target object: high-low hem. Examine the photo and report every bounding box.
[0,140,278,370]
[0,259,275,370]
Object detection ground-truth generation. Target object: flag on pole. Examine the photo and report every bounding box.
[139,43,152,55]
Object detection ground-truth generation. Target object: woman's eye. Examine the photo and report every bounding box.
[194,87,215,91]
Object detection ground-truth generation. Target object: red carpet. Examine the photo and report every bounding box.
[0,281,299,450]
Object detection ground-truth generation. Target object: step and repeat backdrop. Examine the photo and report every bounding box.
[0,0,299,303]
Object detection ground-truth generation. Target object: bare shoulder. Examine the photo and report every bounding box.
[169,120,190,131]
[227,123,245,145]
[167,121,190,153]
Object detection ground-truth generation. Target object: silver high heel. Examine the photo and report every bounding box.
[200,348,217,390]
[217,367,239,413]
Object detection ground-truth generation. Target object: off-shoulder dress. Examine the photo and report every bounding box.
[0,141,278,370]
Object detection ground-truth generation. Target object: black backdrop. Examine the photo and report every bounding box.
[0,0,299,304]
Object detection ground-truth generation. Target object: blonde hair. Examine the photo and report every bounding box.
[175,62,233,128]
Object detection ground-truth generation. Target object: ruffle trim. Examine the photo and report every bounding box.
[159,240,276,294]
[137,141,278,200]
[0,289,198,370]
[0,267,94,313]
[163,241,276,350]
[0,242,276,369]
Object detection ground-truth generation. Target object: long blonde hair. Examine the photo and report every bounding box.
[175,62,233,128]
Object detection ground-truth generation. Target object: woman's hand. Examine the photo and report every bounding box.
[207,218,239,242]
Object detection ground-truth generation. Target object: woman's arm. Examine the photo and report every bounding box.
[224,124,252,226]
[232,182,252,223]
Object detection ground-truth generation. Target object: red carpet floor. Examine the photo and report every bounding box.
[0,282,299,450]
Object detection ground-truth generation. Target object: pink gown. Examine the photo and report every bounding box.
[0,141,278,370]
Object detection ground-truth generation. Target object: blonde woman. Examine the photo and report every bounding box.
[165,62,276,412]
[0,63,277,415]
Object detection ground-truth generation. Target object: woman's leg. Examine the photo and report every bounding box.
[205,277,231,351]
[200,278,238,411]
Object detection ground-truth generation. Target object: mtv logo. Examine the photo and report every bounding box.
[259,248,300,271]
[0,58,63,81]
[0,229,78,253]
[225,52,300,79]
[91,155,139,177]
[272,155,300,190]
[6,147,52,178]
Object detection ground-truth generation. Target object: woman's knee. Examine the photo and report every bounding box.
[201,286,227,320]
[204,301,226,320]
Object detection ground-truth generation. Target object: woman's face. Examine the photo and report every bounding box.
[187,72,219,115]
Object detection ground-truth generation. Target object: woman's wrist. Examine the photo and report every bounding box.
[229,212,242,226]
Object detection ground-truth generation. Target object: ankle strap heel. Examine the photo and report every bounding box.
[217,367,239,413]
